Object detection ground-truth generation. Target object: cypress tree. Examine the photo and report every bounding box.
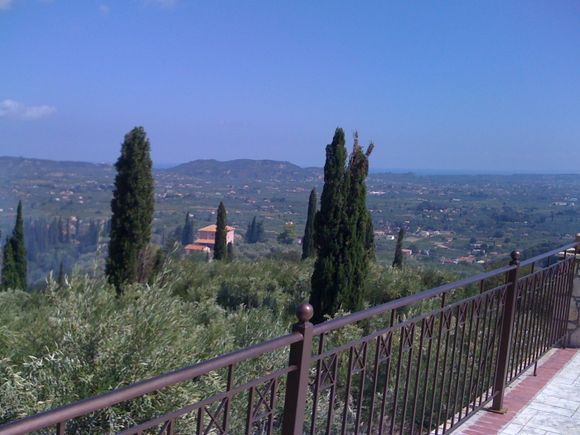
[227,242,235,260]
[393,227,405,269]
[12,201,27,289]
[1,201,27,290]
[105,127,155,293]
[340,136,373,312]
[213,202,227,260]
[301,188,317,260]
[245,216,257,243]
[310,128,348,323]
[181,212,194,245]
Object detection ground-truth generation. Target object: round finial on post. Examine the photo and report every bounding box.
[296,303,314,324]
[510,250,521,266]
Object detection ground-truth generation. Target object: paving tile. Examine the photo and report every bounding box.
[526,402,576,417]
[499,422,524,434]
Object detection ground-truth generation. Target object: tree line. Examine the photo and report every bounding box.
[0,125,408,324]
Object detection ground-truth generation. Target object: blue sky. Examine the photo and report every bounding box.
[1,1,579,172]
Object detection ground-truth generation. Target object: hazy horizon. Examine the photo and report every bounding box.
[1,1,579,172]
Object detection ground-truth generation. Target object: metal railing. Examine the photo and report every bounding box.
[1,241,578,435]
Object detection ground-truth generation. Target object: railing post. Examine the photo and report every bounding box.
[282,303,314,435]
[491,250,520,412]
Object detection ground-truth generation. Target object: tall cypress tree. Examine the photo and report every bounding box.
[310,128,348,323]
[181,212,194,245]
[245,216,257,243]
[12,201,26,289]
[341,136,374,312]
[106,127,155,293]
[301,188,317,260]
[214,202,227,260]
[1,201,27,290]
[393,227,405,269]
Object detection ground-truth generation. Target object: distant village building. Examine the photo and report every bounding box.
[185,224,235,254]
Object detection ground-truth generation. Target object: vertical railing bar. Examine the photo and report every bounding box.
[485,279,506,402]
[434,306,454,435]
[529,269,546,367]
[377,310,396,435]
[246,387,255,435]
[267,377,278,434]
[555,257,570,344]
[367,335,383,435]
[538,266,555,357]
[417,316,435,435]
[550,259,565,348]
[450,299,470,428]
[354,342,368,435]
[427,293,447,434]
[56,422,65,435]
[196,407,203,435]
[512,276,528,381]
[400,324,416,433]
[507,281,521,381]
[222,363,234,433]
[341,347,355,435]
[546,262,562,349]
[466,290,487,413]
[524,272,541,370]
[409,318,427,435]
[389,325,407,435]
[443,304,462,433]
[459,296,478,421]
[515,275,532,377]
[490,252,520,412]
[310,333,325,434]
[475,288,495,407]
[479,292,503,405]
[325,354,339,435]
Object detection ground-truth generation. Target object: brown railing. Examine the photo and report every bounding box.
[1,241,578,435]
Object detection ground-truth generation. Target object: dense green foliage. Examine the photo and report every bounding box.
[0,254,455,430]
[180,213,194,245]
[310,128,349,322]
[310,129,375,322]
[214,202,228,260]
[341,136,374,312]
[277,222,296,245]
[301,188,317,260]
[106,127,155,293]
[1,201,27,290]
[393,227,405,269]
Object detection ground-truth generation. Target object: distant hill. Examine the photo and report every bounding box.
[165,159,321,182]
[0,156,113,181]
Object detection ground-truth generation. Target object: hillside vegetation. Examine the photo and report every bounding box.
[0,256,454,429]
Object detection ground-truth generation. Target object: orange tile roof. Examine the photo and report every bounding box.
[198,224,235,232]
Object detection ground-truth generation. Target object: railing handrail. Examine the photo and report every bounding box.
[519,241,579,267]
[313,264,516,335]
[0,332,302,435]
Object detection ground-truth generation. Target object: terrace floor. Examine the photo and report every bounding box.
[459,348,580,435]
